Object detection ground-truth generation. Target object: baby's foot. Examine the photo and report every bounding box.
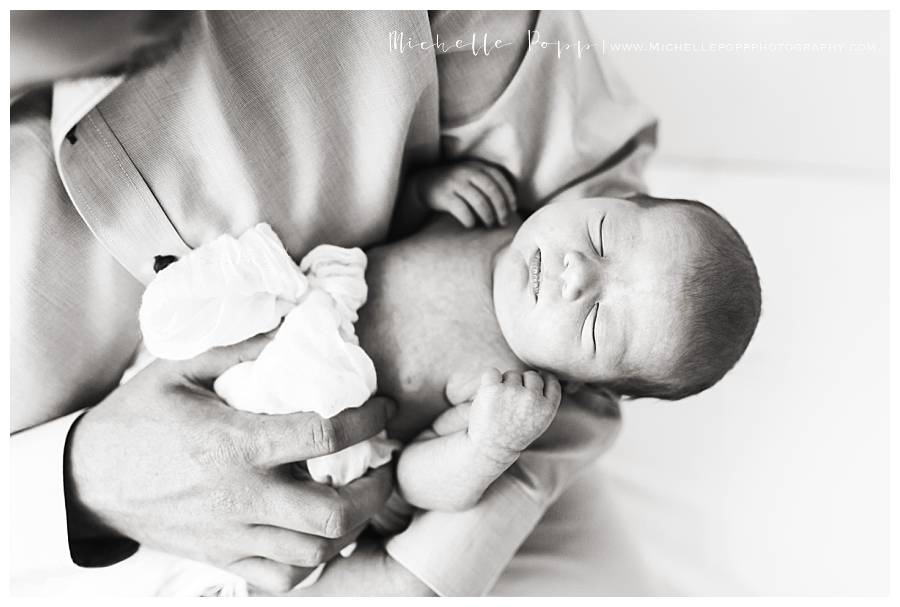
[467,368,562,466]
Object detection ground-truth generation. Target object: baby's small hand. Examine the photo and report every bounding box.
[467,368,562,463]
[409,160,517,228]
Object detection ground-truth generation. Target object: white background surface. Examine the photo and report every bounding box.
[521,11,890,595]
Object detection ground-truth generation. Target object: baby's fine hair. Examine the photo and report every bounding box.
[605,194,762,401]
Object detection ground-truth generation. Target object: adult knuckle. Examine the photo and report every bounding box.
[309,416,338,455]
[272,542,311,568]
[307,539,330,565]
[151,358,179,380]
[244,421,281,466]
[199,426,248,468]
[323,502,350,538]
[206,485,249,519]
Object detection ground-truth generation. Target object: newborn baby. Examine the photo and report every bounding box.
[136,158,761,592]
[363,159,762,513]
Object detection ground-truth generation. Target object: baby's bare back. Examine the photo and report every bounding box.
[356,217,526,442]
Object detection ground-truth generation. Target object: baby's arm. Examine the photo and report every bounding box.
[403,159,517,228]
[396,368,561,511]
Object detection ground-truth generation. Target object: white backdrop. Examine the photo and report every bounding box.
[509,11,889,595]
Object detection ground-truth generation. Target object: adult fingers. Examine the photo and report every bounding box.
[246,396,395,466]
[248,522,366,568]
[228,556,315,595]
[523,370,544,392]
[182,331,276,384]
[260,464,393,538]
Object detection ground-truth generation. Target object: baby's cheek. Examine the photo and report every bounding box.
[530,329,579,377]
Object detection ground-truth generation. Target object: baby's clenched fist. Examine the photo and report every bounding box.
[467,368,562,464]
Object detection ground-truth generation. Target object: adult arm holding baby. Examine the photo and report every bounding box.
[62,334,396,592]
[10,9,655,597]
[10,219,396,594]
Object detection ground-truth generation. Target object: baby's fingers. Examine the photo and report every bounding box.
[441,193,478,228]
[501,370,524,387]
[478,164,517,215]
[480,368,502,387]
[456,182,496,227]
[523,370,544,393]
[431,402,472,436]
[467,169,512,227]
[542,373,562,405]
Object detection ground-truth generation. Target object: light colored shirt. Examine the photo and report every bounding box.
[11,10,655,596]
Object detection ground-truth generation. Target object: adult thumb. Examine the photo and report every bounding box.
[182,330,276,384]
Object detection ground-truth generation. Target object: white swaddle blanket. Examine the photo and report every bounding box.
[134,223,399,592]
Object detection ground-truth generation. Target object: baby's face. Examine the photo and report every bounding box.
[492,197,701,384]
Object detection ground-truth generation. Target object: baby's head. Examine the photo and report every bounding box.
[492,195,761,400]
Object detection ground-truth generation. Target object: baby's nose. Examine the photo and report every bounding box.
[561,251,596,301]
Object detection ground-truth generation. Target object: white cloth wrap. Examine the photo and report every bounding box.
[139,224,308,360]
[139,223,399,489]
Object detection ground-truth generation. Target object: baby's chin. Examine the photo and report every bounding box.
[507,344,594,384]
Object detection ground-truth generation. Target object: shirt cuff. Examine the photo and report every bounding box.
[11,411,86,587]
[384,469,547,596]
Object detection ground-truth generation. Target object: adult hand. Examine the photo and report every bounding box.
[64,332,396,594]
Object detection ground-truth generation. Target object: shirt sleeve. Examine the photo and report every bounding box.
[385,388,622,596]
[10,411,86,587]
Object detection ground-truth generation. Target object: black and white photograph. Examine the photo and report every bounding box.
[5,6,894,598]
